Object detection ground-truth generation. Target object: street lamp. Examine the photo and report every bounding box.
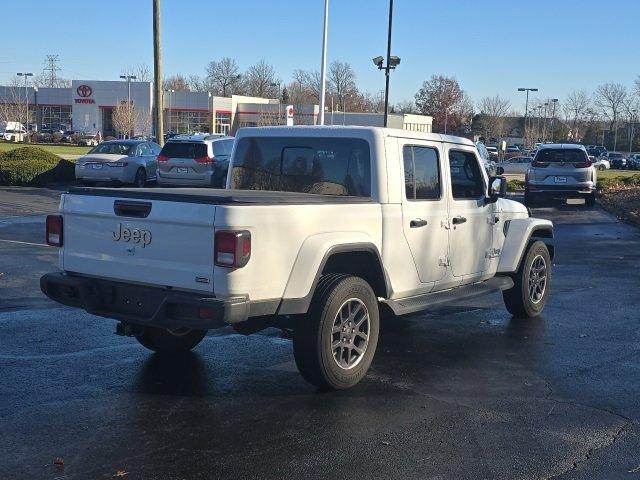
[517,87,538,148]
[542,102,550,142]
[167,89,175,133]
[550,98,558,142]
[629,109,637,154]
[119,75,137,105]
[17,72,33,136]
[372,0,400,127]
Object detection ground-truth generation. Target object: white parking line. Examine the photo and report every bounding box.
[0,238,49,247]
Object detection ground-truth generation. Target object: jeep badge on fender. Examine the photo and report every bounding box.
[112,223,152,248]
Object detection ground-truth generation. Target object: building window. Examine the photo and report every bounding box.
[40,105,72,130]
[215,111,232,135]
[165,110,211,134]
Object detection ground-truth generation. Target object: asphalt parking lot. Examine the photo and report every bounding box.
[1,186,639,480]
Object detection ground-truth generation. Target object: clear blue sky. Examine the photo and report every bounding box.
[2,0,639,111]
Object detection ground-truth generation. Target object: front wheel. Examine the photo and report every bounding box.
[293,274,380,390]
[136,326,206,353]
[503,240,551,318]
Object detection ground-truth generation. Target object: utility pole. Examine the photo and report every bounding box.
[318,0,329,125]
[43,54,61,87]
[153,0,164,145]
[629,109,637,154]
[542,102,549,142]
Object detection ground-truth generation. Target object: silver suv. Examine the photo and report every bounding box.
[157,134,234,187]
[525,144,596,207]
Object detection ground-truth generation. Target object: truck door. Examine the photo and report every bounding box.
[399,141,449,283]
[445,147,493,278]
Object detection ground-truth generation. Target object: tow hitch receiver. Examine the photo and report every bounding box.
[115,322,145,337]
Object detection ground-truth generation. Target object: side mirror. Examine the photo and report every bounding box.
[496,166,505,175]
[487,176,507,202]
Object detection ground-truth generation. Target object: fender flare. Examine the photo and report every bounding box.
[277,237,389,316]
[497,218,554,274]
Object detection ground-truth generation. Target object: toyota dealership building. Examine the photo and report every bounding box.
[0,79,431,136]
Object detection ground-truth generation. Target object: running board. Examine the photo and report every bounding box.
[383,276,514,316]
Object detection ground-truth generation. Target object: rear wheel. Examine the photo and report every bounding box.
[503,240,551,318]
[293,274,379,390]
[524,191,536,207]
[585,192,596,207]
[133,168,147,187]
[136,326,206,353]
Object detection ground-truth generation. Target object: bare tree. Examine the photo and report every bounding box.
[290,69,322,102]
[112,100,142,137]
[187,74,208,92]
[163,74,190,91]
[328,61,357,103]
[395,100,416,114]
[206,57,243,97]
[244,59,279,98]
[477,95,510,138]
[562,90,591,140]
[594,82,627,149]
[121,64,151,82]
[415,75,468,133]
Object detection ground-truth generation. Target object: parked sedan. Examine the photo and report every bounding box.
[591,156,610,170]
[604,152,627,169]
[75,140,161,187]
[500,156,532,174]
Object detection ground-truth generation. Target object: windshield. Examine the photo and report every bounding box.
[230,136,371,196]
[535,149,588,163]
[89,143,134,155]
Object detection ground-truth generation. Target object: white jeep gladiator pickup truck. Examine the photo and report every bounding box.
[41,126,554,390]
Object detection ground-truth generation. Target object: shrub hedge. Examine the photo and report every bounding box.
[0,147,76,186]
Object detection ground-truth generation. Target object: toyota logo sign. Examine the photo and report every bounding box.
[76,85,93,98]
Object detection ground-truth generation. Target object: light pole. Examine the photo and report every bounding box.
[542,102,549,142]
[318,0,329,125]
[17,72,33,136]
[153,0,164,144]
[629,109,637,154]
[120,75,137,105]
[517,87,538,148]
[372,0,400,127]
[167,89,174,133]
[550,98,558,142]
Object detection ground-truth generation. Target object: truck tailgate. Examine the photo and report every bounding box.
[61,193,216,293]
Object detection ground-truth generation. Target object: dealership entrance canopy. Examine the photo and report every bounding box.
[0,80,431,137]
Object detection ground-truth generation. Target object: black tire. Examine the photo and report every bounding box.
[82,180,96,187]
[133,168,147,187]
[293,274,379,390]
[585,192,596,207]
[503,240,551,318]
[136,326,206,353]
[524,191,536,207]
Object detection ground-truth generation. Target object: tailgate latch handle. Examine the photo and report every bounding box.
[113,200,152,218]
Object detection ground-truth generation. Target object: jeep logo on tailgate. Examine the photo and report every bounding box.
[112,223,152,248]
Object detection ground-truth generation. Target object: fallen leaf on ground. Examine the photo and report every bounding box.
[629,465,640,473]
[53,457,64,466]
[115,470,129,477]
[380,441,391,446]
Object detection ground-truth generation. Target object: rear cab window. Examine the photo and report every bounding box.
[160,142,208,159]
[230,136,371,196]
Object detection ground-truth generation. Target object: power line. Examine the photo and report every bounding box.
[43,54,61,87]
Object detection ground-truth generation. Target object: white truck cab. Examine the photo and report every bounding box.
[41,126,553,390]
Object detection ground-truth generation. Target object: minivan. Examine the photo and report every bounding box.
[156,134,234,188]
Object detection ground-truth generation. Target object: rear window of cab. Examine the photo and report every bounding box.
[230,136,371,197]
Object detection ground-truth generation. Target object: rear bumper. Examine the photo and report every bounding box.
[75,165,135,183]
[526,182,595,195]
[157,170,213,186]
[40,272,250,329]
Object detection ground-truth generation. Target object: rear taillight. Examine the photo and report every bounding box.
[214,230,251,268]
[46,215,63,247]
[157,154,169,162]
[195,155,214,165]
[573,161,592,168]
[531,160,549,167]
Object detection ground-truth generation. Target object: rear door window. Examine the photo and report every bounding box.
[231,136,371,196]
[403,145,440,200]
[160,142,208,159]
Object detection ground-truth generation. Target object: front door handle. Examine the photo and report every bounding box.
[452,216,467,225]
[410,219,428,228]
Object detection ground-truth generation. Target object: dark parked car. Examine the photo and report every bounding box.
[604,152,627,169]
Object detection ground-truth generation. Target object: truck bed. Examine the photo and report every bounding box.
[68,187,375,205]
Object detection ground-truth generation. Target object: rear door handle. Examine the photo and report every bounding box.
[452,216,467,225]
[410,219,428,228]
